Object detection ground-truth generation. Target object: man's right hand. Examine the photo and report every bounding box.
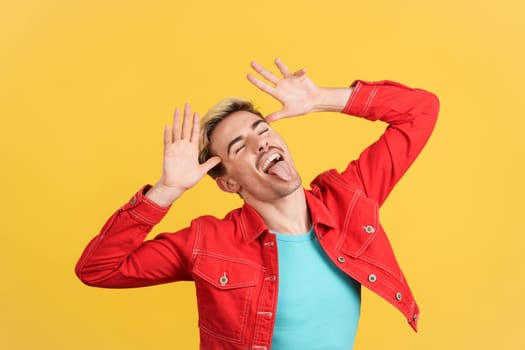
[146,103,222,207]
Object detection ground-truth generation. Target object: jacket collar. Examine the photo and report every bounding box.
[239,189,337,243]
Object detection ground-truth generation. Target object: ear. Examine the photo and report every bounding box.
[215,176,241,194]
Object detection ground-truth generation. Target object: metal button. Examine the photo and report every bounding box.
[219,273,228,286]
[368,274,377,283]
[363,225,375,234]
[129,196,137,205]
[257,311,273,317]
[337,256,346,263]
[413,313,419,322]
[396,292,403,301]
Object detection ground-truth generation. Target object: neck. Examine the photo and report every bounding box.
[245,188,311,235]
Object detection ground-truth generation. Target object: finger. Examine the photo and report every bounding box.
[200,156,222,174]
[247,73,275,96]
[190,111,200,143]
[181,103,192,140]
[293,67,307,77]
[265,110,287,123]
[274,58,292,78]
[250,60,280,84]
[163,124,171,147]
[172,108,181,142]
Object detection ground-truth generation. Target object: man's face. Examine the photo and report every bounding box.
[210,110,302,203]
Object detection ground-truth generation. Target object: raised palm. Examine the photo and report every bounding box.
[247,58,322,122]
[147,104,221,206]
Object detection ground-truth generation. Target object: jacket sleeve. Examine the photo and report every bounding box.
[341,80,439,207]
[75,185,195,288]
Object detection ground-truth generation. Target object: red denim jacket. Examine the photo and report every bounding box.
[76,80,439,349]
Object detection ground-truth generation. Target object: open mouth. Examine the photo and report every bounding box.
[261,153,282,173]
[258,149,293,181]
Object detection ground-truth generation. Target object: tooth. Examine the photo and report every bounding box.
[262,153,282,172]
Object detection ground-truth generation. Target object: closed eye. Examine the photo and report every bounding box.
[234,144,245,154]
[258,128,269,135]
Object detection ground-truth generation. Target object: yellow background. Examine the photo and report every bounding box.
[2,0,524,349]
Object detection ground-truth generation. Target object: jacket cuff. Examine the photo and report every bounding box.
[342,80,377,118]
[122,185,171,226]
[343,80,412,119]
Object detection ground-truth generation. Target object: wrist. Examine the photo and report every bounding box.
[312,87,354,113]
[145,181,185,207]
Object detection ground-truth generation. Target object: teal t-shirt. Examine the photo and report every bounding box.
[271,228,361,349]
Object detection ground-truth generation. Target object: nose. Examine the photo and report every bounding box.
[257,140,269,153]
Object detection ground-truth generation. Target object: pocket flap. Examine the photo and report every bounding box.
[341,195,378,257]
[193,253,260,290]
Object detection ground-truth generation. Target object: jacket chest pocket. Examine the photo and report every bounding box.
[193,253,262,344]
[340,195,378,258]
[340,195,404,284]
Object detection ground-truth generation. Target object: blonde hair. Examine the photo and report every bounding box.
[199,97,263,179]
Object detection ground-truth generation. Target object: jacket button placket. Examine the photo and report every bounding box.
[252,235,278,348]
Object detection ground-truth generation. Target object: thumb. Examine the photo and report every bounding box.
[265,109,289,123]
[293,67,307,77]
[201,156,222,173]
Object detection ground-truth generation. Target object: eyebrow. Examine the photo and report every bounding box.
[227,119,267,155]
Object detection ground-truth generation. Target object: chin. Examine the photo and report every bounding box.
[241,172,302,202]
[275,175,302,197]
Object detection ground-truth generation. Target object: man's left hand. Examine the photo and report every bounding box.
[247,58,323,122]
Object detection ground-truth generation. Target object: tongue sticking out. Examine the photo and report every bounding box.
[266,161,293,181]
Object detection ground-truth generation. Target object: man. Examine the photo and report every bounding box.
[76,59,439,349]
